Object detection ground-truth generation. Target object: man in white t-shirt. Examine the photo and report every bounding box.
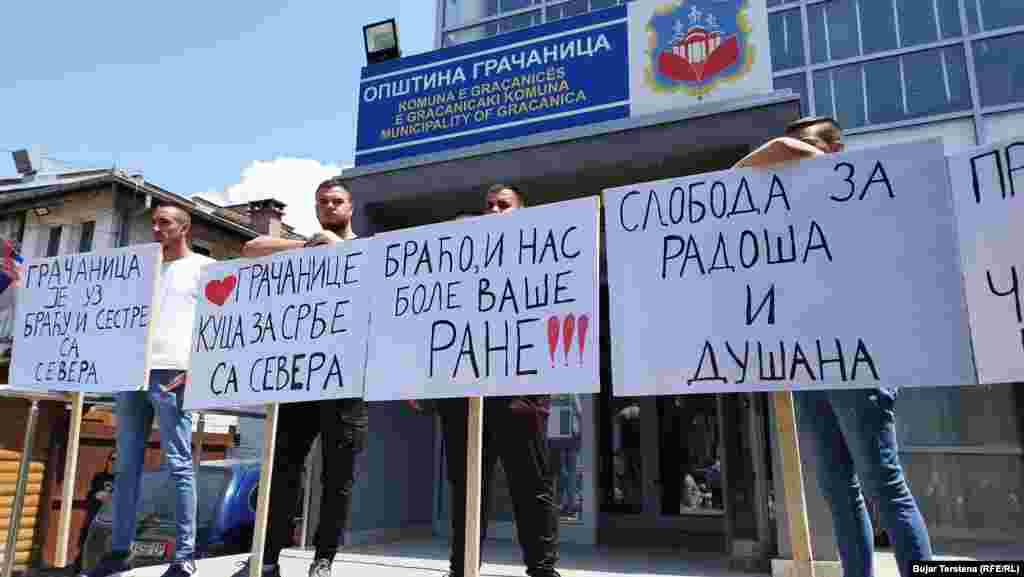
[89,205,214,577]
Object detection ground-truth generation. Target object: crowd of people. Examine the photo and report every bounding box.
[0,116,932,577]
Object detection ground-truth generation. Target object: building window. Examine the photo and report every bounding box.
[444,9,542,46]
[79,221,95,253]
[973,32,1024,108]
[812,45,971,128]
[770,9,804,71]
[967,0,1024,34]
[444,0,539,29]
[546,0,587,23]
[774,73,807,115]
[46,226,62,257]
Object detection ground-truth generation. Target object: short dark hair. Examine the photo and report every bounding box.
[487,183,525,205]
[785,116,841,136]
[316,178,351,198]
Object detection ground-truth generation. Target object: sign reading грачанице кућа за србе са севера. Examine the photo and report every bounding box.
[185,241,371,410]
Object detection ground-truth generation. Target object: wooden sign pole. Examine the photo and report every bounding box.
[54,392,85,567]
[771,391,815,577]
[250,404,279,577]
[2,400,39,577]
[463,396,484,577]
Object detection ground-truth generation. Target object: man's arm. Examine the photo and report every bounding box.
[241,236,306,258]
[732,137,823,169]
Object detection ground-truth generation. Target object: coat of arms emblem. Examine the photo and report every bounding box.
[645,0,756,97]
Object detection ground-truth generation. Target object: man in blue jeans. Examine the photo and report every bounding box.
[735,116,933,577]
[89,205,214,577]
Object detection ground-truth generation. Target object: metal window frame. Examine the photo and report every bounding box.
[434,0,1021,139]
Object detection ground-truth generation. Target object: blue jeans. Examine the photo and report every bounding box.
[794,388,931,577]
[112,370,196,561]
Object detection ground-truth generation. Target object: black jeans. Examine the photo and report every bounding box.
[438,397,559,577]
[264,399,368,565]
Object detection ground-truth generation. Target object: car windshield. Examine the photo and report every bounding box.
[102,466,232,528]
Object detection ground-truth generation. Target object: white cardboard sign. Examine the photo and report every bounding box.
[364,197,600,401]
[949,137,1024,384]
[184,241,371,409]
[11,243,162,392]
[603,139,974,396]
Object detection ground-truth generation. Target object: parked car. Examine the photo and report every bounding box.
[80,460,260,572]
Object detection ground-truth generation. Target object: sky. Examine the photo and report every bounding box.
[0,0,436,235]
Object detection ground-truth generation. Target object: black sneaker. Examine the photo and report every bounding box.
[160,560,196,577]
[231,559,280,577]
[85,555,131,577]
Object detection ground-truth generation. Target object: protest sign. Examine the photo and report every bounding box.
[364,197,600,401]
[603,139,974,396]
[948,137,1024,384]
[10,243,162,392]
[185,241,371,409]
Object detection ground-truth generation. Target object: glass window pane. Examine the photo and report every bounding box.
[903,46,972,116]
[444,22,493,47]
[808,4,829,64]
[498,9,540,33]
[591,0,620,10]
[938,0,963,38]
[79,221,95,253]
[499,0,535,12]
[860,0,898,54]
[864,57,903,124]
[974,32,1024,108]
[897,0,938,47]
[835,64,867,128]
[770,9,804,70]
[550,394,584,522]
[444,0,539,28]
[826,0,861,60]
[658,396,723,516]
[976,0,1024,32]
[813,69,835,118]
[967,0,980,33]
[767,0,786,7]
[602,398,643,514]
[547,0,588,22]
[774,73,808,115]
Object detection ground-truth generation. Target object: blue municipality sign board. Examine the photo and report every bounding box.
[354,2,773,167]
[355,8,630,166]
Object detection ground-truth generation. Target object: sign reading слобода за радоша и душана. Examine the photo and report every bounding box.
[354,1,773,167]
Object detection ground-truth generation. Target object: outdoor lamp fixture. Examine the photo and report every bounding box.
[364,18,400,65]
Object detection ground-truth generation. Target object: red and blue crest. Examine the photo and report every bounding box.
[646,0,754,96]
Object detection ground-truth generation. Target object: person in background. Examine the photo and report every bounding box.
[434,184,561,577]
[733,116,932,577]
[89,205,213,577]
[0,239,22,312]
[234,179,368,577]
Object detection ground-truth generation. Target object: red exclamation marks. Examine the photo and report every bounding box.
[577,314,590,366]
[547,316,560,368]
[563,314,576,366]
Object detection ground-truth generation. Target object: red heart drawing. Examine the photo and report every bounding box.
[204,275,237,306]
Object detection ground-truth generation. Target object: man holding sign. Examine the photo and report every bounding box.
[736,117,933,577]
[234,179,368,577]
[435,184,561,577]
[89,206,213,577]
